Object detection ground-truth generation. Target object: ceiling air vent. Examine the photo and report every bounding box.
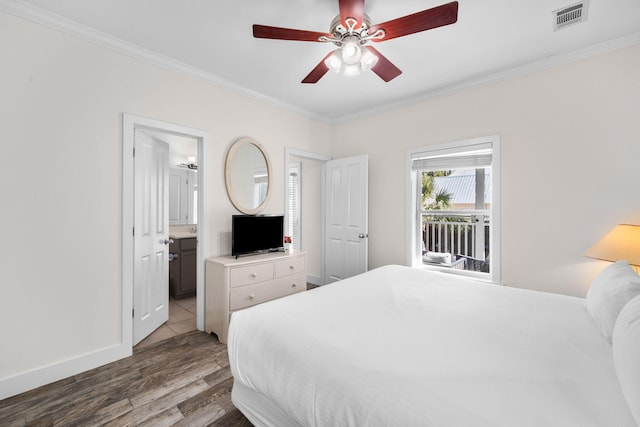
[553,1,588,30]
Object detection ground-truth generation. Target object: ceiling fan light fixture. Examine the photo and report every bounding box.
[360,47,378,71]
[343,64,362,77]
[253,1,460,84]
[324,50,343,73]
[324,43,378,77]
[340,36,362,65]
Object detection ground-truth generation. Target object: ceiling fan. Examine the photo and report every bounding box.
[252,0,459,84]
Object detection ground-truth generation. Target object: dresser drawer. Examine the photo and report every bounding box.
[229,262,274,288]
[229,273,305,311]
[275,255,305,279]
[284,273,306,295]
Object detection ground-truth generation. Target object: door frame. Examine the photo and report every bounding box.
[284,147,332,285]
[123,113,209,348]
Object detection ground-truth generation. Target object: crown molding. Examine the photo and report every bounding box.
[335,32,640,123]
[2,0,639,125]
[0,0,330,124]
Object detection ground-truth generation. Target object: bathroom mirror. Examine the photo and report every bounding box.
[225,137,272,214]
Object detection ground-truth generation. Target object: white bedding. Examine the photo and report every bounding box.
[228,265,635,426]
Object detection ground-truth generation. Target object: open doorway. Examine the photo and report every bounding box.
[285,148,369,286]
[285,148,331,286]
[122,114,209,349]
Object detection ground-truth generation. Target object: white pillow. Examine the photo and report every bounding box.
[423,251,452,264]
[585,260,640,343]
[612,294,640,424]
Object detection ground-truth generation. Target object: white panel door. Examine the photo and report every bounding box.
[133,129,170,345]
[325,155,368,283]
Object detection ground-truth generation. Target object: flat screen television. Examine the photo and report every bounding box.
[232,214,284,258]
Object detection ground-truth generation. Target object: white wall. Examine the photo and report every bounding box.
[333,43,640,298]
[0,11,331,392]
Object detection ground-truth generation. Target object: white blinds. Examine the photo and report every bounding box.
[287,165,301,248]
[412,154,492,171]
[411,141,492,171]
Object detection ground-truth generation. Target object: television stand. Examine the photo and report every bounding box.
[234,248,285,259]
[205,251,306,344]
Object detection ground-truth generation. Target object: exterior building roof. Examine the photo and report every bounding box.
[430,173,491,205]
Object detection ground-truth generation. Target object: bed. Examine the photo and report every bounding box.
[227,264,640,427]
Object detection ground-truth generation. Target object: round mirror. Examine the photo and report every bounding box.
[225,137,272,214]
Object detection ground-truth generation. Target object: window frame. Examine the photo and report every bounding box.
[405,135,501,284]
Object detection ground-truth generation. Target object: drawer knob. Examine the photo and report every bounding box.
[292,283,297,288]
[289,265,295,270]
[251,273,258,278]
[249,294,255,300]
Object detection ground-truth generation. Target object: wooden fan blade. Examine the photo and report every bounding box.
[301,51,335,84]
[339,0,365,29]
[369,1,458,42]
[366,46,402,82]
[253,24,332,42]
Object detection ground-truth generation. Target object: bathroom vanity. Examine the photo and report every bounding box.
[169,233,197,299]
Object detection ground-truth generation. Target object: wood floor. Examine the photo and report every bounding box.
[0,331,253,427]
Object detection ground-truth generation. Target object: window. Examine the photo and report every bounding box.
[253,171,268,208]
[406,136,500,283]
[287,163,301,249]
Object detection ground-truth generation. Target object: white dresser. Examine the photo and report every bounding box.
[205,251,306,343]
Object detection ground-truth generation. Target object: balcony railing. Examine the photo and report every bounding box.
[422,210,490,272]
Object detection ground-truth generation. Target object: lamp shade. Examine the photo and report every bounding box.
[360,47,378,71]
[584,224,640,266]
[341,36,361,65]
[324,50,343,73]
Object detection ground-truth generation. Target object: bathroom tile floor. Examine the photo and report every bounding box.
[135,295,197,349]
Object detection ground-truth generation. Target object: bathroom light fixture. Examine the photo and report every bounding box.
[181,156,198,170]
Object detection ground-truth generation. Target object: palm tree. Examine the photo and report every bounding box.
[426,189,453,210]
[421,171,452,210]
[421,171,456,255]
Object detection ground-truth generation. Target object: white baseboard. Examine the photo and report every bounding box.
[0,343,131,400]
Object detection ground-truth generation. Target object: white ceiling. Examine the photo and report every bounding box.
[6,0,640,122]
